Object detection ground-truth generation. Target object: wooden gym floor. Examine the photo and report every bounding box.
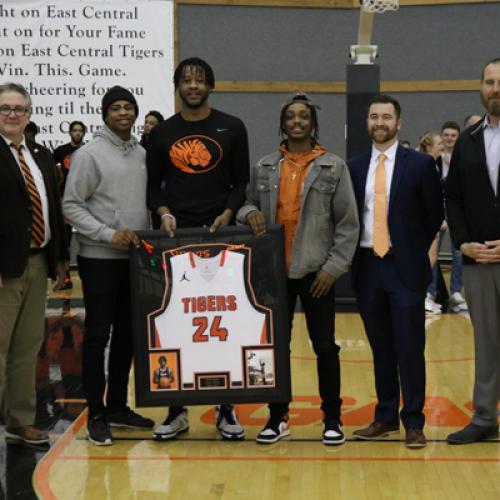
[31,282,500,500]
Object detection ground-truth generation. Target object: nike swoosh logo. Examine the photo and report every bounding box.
[216,128,228,132]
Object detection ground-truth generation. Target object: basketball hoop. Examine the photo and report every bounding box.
[351,0,399,63]
[361,0,399,14]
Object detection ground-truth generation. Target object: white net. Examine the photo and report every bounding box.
[361,0,399,14]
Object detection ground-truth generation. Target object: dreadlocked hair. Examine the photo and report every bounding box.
[279,92,320,143]
[174,57,215,89]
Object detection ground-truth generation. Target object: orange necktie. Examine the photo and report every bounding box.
[11,143,46,247]
[373,153,389,257]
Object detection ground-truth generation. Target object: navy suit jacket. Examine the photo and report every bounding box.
[0,137,68,280]
[348,145,444,292]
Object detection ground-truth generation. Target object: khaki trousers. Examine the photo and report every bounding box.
[0,252,48,428]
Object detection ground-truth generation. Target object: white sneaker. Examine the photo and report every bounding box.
[425,296,441,314]
[215,405,245,440]
[450,292,466,304]
[153,408,189,440]
[256,415,290,444]
[323,417,345,445]
[450,292,468,312]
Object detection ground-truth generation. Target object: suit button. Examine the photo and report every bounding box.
[28,206,33,211]
[27,227,32,232]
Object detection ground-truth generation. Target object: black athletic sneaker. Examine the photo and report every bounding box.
[87,414,112,446]
[323,417,345,445]
[256,415,290,444]
[107,407,155,429]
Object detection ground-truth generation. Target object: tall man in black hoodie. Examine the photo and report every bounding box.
[146,57,250,441]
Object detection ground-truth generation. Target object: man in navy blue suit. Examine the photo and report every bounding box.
[348,94,443,448]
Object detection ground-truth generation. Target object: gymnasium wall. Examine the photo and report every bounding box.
[175,2,500,162]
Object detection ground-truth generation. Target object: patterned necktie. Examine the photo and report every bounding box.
[11,143,46,247]
[373,153,390,257]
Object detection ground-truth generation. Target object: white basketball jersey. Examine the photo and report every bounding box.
[154,250,267,388]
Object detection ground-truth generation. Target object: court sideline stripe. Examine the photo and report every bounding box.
[33,408,88,500]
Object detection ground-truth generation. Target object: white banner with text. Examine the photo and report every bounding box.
[0,0,175,149]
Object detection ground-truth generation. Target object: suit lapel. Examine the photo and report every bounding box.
[471,125,487,168]
[389,146,407,212]
[355,152,371,218]
[470,126,498,199]
[0,136,29,197]
[26,141,51,190]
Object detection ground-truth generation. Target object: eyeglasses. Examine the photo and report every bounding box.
[108,104,135,112]
[0,105,31,117]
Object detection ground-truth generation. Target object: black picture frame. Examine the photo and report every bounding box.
[130,225,291,407]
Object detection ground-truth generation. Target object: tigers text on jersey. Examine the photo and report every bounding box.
[154,250,269,389]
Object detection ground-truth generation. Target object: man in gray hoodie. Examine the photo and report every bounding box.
[63,86,154,445]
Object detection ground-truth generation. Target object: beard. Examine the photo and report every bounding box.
[368,125,398,144]
[481,92,500,117]
[71,134,84,145]
[179,89,210,110]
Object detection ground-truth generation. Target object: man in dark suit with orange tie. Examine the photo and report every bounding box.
[348,94,443,448]
[0,82,67,445]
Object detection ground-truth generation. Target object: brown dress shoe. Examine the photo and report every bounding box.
[5,426,50,445]
[353,422,399,440]
[405,428,426,448]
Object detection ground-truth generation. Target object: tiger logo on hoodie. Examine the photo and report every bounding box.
[169,135,223,174]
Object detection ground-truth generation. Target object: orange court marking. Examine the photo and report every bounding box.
[45,454,500,464]
[33,409,88,500]
[200,396,473,427]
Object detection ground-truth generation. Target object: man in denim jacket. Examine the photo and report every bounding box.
[237,93,359,445]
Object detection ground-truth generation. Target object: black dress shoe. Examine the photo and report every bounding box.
[447,423,499,445]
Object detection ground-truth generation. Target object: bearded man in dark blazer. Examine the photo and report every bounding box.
[348,94,443,449]
[445,58,500,445]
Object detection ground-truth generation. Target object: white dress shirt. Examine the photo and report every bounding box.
[360,140,399,248]
[483,116,500,196]
[440,152,451,180]
[1,133,51,247]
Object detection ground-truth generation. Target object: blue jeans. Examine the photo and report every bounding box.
[427,229,463,296]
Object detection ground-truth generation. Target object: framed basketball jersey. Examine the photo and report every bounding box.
[130,225,291,407]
